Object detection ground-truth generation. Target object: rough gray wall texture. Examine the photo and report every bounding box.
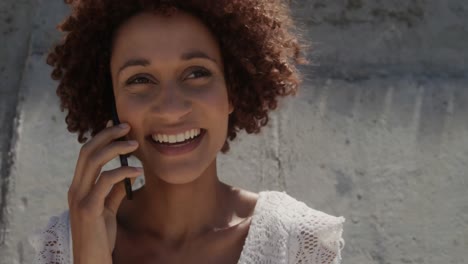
[1,0,467,263]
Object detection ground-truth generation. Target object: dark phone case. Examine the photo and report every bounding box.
[111,99,133,200]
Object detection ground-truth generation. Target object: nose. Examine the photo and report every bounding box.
[151,81,192,122]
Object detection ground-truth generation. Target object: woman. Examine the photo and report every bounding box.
[32,0,345,263]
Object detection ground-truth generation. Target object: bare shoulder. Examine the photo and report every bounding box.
[228,186,259,219]
[233,188,259,218]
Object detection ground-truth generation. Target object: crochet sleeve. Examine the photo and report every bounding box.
[30,211,72,264]
[289,203,345,264]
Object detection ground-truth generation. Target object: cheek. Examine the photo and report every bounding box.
[194,81,230,114]
[116,97,147,138]
[197,86,231,145]
[117,98,146,121]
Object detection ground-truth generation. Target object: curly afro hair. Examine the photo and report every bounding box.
[48,0,307,153]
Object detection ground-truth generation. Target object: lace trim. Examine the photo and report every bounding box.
[30,211,71,264]
[31,191,345,264]
[288,197,346,264]
[239,191,345,264]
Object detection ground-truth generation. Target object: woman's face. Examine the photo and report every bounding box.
[110,10,232,184]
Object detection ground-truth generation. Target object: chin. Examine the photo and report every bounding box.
[156,170,202,185]
[142,159,213,185]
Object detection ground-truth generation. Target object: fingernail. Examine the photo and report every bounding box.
[119,123,129,129]
[106,120,113,128]
[128,140,138,146]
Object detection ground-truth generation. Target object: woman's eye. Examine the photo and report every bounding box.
[126,76,152,85]
[186,69,212,80]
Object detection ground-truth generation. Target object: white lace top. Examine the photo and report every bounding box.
[31,191,345,264]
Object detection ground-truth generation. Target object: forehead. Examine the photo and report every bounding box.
[111,11,221,67]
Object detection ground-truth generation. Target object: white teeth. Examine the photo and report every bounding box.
[168,135,177,143]
[175,134,183,142]
[152,129,202,143]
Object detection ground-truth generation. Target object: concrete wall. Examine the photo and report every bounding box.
[1,0,467,263]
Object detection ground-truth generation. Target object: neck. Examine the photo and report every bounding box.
[119,161,234,244]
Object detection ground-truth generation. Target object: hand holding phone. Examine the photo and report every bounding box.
[68,120,141,263]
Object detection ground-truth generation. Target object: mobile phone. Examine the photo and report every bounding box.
[110,95,133,200]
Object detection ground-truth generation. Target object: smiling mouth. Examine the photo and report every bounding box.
[146,129,206,156]
[151,128,203,144]
[149,129,205,146]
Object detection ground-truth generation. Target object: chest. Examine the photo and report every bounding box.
[112,222,250,264]
[113,245,242,264]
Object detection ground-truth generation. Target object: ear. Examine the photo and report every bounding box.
[228,100,234,114]
[226,83,234,114]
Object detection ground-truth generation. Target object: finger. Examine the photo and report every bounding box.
[70,121,131,196]
[86,166,142,213]
[76,120,114,186]
[79,140,139,195]
[105,175,139,214]
[83,122,131,157]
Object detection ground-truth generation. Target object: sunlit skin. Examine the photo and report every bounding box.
[109,10,258,263]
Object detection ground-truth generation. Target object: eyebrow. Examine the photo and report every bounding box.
[117,50,219,75]
[181,50,218,64]
[118,58,150,74]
